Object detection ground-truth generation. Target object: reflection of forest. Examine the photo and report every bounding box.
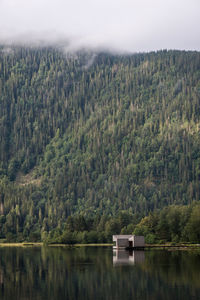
[0,268,4,296]
[113,250,145,266]
[0,269,3,284]
[0,247,200,300]
[141,250,200,289]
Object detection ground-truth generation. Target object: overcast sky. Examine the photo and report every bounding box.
[0,0,199,53]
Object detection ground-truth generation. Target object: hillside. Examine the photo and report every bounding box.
[0,46,200,241]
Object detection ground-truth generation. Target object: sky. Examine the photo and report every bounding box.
[0,0,199,53]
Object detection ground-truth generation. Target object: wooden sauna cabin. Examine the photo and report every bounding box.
[113,235,145,250]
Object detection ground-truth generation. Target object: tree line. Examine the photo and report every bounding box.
[1,202,200,244]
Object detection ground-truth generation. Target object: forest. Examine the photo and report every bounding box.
[0,46,199,242]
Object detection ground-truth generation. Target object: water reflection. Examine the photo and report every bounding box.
[0,247,200,300]
[113,250,145,266]
[0,268,4,294]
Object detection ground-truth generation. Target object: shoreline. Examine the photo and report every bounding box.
[0,242,200,249]
[0,242,113,247]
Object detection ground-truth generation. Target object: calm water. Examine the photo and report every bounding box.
[0,246,200,300]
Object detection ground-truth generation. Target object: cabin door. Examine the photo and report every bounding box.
[129,241,133,248]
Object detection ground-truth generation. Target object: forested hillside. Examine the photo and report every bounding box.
[0,46,200,242]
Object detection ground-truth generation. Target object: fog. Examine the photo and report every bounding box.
[0,0,199,53]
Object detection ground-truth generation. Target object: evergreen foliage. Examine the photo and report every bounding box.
[0,46,199,241]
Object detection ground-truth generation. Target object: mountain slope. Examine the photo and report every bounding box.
[0,47,200,239]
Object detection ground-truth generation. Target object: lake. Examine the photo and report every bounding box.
[0,246,200,300]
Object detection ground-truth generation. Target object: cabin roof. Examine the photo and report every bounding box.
[113,235,133,240]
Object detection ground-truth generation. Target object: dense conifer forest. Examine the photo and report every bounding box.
[0,46,199,242]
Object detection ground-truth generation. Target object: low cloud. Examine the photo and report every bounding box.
[0,0,199,53]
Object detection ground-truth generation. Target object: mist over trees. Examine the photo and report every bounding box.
[0,46,200,242]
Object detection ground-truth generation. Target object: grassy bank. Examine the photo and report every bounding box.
[0,242,113,247]
[0,242,43,247]
[145,243,200,249]
[0,242,200,249]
